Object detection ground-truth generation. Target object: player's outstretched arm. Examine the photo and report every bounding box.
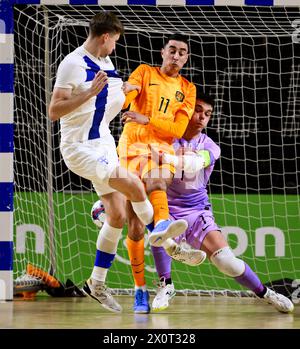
[122,81,141,95]
[122,110,149,125]
[49,71,108,121]
[148,111,189,138]
[148,144,210,174]
[163,151,209,174]
[122,82,141,109]
[122,110,189,139]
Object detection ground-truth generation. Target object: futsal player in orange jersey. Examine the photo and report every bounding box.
[118,33,199,313]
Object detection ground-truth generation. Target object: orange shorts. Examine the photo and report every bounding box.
[118,124,176,179]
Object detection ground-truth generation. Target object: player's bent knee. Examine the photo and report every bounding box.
[105,206,126,226]
[145,178,167,194]
[127,220,145,240]
[210,246,245,277]
[127,232,144,241]
[128,221,144,235]
[123,173,146,199]
[107,212,126,226]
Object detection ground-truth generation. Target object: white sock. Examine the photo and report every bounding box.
[131,199,153,225]
[92,222,123,283]
[91,267,107,283]
[135,285,147,292]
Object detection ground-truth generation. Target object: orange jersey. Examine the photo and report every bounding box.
[122,64,196,143]
[118,64,196,177]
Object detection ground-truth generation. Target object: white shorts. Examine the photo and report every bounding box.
[60,134,118,196]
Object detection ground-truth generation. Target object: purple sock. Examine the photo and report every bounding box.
[151,245,172,279]
[234,262,265,295]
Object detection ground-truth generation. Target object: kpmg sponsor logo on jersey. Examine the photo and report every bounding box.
[175,91,185,102]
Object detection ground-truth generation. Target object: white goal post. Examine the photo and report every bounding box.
[0,0,299,301]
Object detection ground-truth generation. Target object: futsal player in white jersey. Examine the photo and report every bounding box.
[48,12,155,313]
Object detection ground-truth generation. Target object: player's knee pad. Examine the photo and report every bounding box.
[96,222,122,253]
[210,246,245,277]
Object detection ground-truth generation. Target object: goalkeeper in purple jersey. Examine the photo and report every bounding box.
[151,92,294,314]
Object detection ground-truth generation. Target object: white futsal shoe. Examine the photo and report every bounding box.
[152,279,176,312]
[261,287,294,313]
[83,278,122,313]
[166,241,207,266]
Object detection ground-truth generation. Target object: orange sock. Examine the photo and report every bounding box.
[126,236,145,287]
[149,190,169,225]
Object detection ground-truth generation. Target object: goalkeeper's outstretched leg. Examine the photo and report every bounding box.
[152,229,294,314]
[208,231,294,313]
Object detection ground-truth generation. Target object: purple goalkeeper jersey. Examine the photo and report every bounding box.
[167,133,220,218]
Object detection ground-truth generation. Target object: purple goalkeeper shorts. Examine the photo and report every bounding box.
[170,209,220,250]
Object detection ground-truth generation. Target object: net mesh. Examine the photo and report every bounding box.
[13,5,300,295]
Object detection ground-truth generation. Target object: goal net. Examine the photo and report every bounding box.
[13,5,300,297]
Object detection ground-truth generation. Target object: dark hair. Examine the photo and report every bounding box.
[164,33,189,50]
[89,11,124,37]
[196,90,215,111]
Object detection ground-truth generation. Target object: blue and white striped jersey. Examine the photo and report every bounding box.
[54,45,125,143]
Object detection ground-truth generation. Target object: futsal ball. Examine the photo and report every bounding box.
[91,200,106,228]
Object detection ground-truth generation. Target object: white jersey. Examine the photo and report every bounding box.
[54,45,125,143]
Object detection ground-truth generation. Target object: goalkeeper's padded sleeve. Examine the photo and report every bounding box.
[182,153,205,173]
[148,111,189,139]
[196,150,211,167]
[164,150,212,174]
[163,153,180,168]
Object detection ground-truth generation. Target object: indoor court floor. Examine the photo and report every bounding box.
[0,295,299,329]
